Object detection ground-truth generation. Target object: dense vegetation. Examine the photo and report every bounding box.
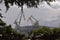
[0,12,60,40]
[0,0,60,40]
[29,27,60,40]
[0,11,25,40]
[0,25,25,40]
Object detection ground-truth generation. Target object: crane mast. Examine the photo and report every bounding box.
[14,6,25,26]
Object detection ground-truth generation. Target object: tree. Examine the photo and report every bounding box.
[0,9,6,26]
[1,0,55,12]
[0,9,25,40]
[29,27,60,40]
[0,25,26,40]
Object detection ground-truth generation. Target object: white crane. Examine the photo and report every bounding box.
[27,15,39,26]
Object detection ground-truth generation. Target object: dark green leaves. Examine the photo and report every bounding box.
[0,19,6,26]
[0,26,25,40]
[3,0,55,12]
[30,27,60,40]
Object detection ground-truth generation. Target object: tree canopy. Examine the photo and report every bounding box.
[0,9,26,40]
[29,27,60,40]
[0,0,55,12]
[0,7,25,40]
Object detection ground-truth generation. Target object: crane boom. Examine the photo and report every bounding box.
[27,15,39,26]
[31,16,38,22]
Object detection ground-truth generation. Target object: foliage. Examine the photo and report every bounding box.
[0,10,6,26]
[0,25,25,40]
[0,19,6,26]
[0,10,25,40]
[29,27,60,40]
[0,0,55,12]
[1,0,60,40]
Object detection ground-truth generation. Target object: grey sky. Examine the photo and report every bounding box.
[0,0,60,28]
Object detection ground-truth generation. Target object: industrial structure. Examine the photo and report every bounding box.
[14,6,40,34]
[14,15,40,34]
[27,15,39,26]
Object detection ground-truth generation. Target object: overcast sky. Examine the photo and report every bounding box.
[0,0,60,28]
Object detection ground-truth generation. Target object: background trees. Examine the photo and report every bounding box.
[0,9,25,40]
[0,0,55,12]
[29,27,60,40]
[0,25,25,40]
